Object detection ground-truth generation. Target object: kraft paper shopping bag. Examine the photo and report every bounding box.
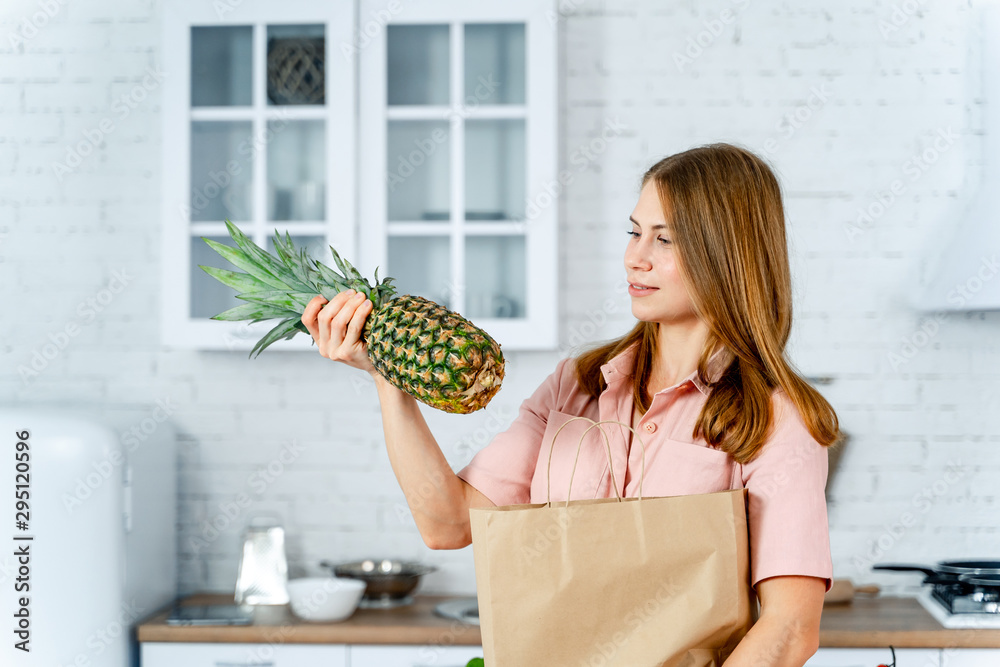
[469,417,757,667]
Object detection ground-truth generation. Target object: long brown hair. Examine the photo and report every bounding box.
[575,143,841,464]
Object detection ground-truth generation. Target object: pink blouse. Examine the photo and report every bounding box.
[456,342,834,593]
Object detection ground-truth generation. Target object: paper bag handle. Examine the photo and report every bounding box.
[545,417,648,508]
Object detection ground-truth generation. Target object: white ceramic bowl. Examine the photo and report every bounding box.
[286,577,366,622]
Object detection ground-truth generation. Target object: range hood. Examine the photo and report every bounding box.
[908,3,1000,311]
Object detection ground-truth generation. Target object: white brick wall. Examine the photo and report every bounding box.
[2,0,998,602]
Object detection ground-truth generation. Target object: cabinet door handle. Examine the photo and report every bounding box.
[214,662,274,667]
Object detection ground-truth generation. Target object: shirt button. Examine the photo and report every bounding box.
[644,422,657,433]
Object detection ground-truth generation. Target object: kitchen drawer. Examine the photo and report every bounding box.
[141,642,348,667]
[941,649,1000,667]
[807,648,939,667]
[349,645,483,667]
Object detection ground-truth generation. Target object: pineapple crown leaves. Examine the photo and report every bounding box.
[198,219,400,358]
[313,242,398,309]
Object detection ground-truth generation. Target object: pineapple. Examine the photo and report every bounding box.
[198,220,505,415]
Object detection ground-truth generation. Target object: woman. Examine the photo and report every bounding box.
[301,142,840,666]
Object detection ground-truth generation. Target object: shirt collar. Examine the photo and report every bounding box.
[599,340,733,396]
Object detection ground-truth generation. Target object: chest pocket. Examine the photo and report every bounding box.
[530,410,612,504]
[627,436,736,498]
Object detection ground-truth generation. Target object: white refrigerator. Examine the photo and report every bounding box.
[1,406,177,667]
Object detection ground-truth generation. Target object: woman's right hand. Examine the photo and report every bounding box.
[301,290,377,375]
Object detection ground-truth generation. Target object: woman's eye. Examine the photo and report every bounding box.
[627,230,671,245]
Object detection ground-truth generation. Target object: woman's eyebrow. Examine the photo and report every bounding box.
[629,216,667,230]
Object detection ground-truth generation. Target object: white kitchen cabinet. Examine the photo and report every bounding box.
[162,0,559,354]
[161,0,357,352]
[140,643,1000,667]
[349,644,483,667]
[358,0,558,350]
[941,649,1000,666]
[806,648,939,667]
[141,642,347,667]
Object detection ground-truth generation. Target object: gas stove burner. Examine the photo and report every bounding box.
[931,586,1000,614]
[931,572,1000,614]
[918,590,1000,629]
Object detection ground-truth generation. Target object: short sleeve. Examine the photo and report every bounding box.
[455,357,573,506]
[739,393,834,594]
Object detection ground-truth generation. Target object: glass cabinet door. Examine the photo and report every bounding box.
[266,24,326,106]
[186,21,331,322]
[386,120,450,222]
[464,23,525,104]
[387,24,449,106]
[382,20,529,323]
[359,0,557,350]
[189,120,254,223]
[387,236,452,308]
[191,26,252,107]
[267,119,326,222]
[465,235,526,319]
[465,118,525,221]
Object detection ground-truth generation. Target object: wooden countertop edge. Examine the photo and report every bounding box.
[137,593,1000,648]
[137,625,484,645]
[136,593,483,645]
[818,630,1000,649]
[817,596,1000,647]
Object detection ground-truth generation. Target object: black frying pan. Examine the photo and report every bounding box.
[958,572,1000,588]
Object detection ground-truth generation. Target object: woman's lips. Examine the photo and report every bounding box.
[628,283,659,297]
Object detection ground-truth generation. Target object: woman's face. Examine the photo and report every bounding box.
[624,180,700,324]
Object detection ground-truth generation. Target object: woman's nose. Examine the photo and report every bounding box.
[625,240,651,270]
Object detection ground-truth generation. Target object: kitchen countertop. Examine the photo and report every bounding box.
[136,592,1000,648]
[137,592,483,646]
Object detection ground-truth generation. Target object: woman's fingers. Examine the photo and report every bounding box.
[302,290,374,370]
[346,297,373,345]
[316,291,350,351]
[316,290,370,359]
[300,291,376,373]
[324,292,360,349]
[300,295,327,341]
[343,298,375,374]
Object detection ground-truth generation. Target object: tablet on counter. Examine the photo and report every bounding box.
[165,603,254,626]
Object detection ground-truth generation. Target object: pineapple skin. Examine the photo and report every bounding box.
[362,295,505,415]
